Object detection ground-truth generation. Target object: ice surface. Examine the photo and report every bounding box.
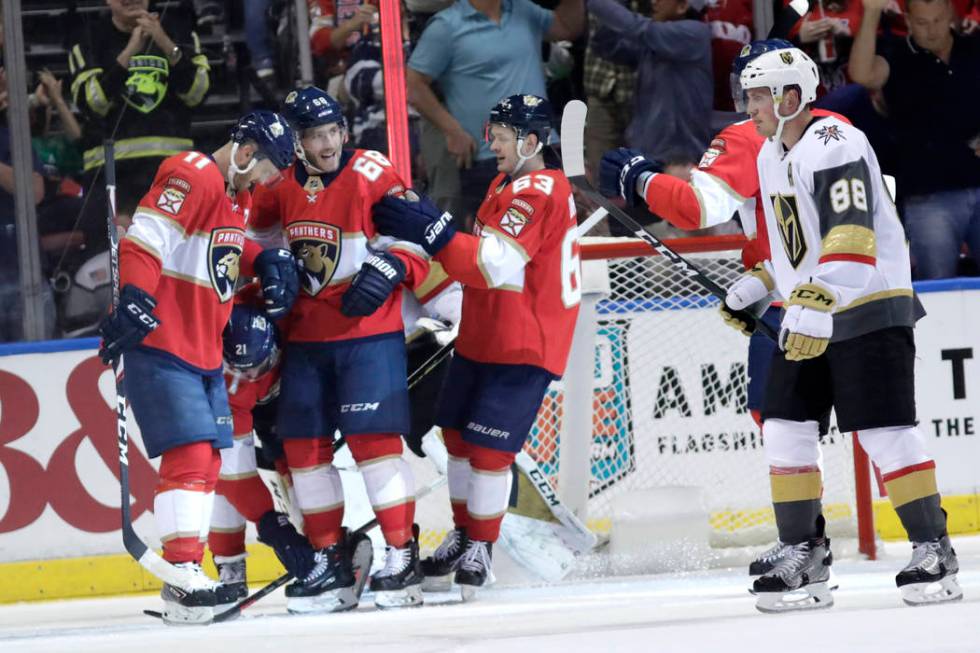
[2,538,978,653]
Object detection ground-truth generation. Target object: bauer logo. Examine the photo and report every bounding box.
[467,422,510,439]
[208,227,245,303]
[288,221,342,296]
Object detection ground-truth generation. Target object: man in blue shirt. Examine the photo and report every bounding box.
[407,0,584,227]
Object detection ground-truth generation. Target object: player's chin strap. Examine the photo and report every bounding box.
[770,91,805,150]
[510,136,544,178]
[227,142,259,189]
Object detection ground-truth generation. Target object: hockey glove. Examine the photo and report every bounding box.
[720,261,776,336]
[599,148,661,207]
[257,511,317,579]
[780,281,837,361]
[341,250,407,317]
[98,284,161,365]
[372,194,457,257]
[255,248,300,319]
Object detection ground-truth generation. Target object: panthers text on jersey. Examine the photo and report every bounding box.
[436,169,581,376]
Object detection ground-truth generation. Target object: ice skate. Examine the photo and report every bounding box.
[347,529,374,600]
[455,539,494,602]
[420,527,468,591]
[370,537,424,609]
[750,517,832,576]
[160,562,218,626]
[214,554,248,612]
[285,540,358,614]
[896,535,962,606]
[752,537,834,613]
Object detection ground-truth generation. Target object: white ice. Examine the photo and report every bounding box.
[2,537,978,653]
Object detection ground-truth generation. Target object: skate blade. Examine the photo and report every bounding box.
[421,574,453,592]
[287,586,359,614]
[161,602,214,626]
[351,539,374,600]
[374,584,424,609]
[755,582,834,614]
[900,574,963,606]
[460,585,480,602]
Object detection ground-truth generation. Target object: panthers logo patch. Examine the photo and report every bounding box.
[287,221,342,296]
[208,227,245,303]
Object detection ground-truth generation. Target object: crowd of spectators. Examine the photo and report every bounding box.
[2,0,979,343]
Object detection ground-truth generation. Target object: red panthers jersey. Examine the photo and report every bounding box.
[437,169,581,377]
[121,151,259,371]
[226,369,279,435]
[642,109,847,271]
[250,149,431,344]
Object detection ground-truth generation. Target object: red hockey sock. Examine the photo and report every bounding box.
[284,437,344,549]
[466,445,515,543]
[348,434,415,547]
[443,428,471,530]
[157,442,219,563]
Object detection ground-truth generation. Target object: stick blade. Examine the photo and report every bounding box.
[559,100,588,179]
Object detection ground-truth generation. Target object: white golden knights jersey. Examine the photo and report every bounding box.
[756,115,924,342]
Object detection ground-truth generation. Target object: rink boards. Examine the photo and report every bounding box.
[0,279,977,602]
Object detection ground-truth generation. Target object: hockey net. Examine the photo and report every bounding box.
[411,234,875,562]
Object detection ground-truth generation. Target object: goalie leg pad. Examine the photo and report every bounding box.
[284,437,345,548]
[348,433,416,547]
[156,442,220,563]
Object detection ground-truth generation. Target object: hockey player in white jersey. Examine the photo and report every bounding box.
[729,47,961,612]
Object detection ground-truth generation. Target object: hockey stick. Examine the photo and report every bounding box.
[513,451,597,555]
[105,140,203,590]
[559,101,778,341]
[407,339,454,390]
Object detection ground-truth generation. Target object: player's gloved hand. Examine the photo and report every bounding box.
[257,511,317,579]
[372,193,457,257]
[98,284,161,365]
[255,248,299,319]
[341,250,407,317]
[780,281,837,361]
[720,261,776,336]
[599,148,662,207]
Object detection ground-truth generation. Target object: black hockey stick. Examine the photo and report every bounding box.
[105,141,206,590]
[559,101,778,341]
[407,339,454,390]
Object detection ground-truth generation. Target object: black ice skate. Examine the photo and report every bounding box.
[370,537,424,609]
[285,539,358,614]
[895,535,962,606]
[752,537,834,613]
[214,554,248,611]
[160,562,218,625]
[750,516,833,576]
[347,529,374,600]
[454,539,494,602]
[420,527,469,591]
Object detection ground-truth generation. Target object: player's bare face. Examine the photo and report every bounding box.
[487,124,521,174]
[107,0,149,21]
[236,157,284,191]
[302,123,346,173]
[907,0,954,54]
[745,87,778,138]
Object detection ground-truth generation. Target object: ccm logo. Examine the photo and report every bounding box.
[340,402,380,413]
[467,422,510,438]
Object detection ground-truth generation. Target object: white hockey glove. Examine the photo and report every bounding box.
[720,261,775,336]
[780,280,838,361]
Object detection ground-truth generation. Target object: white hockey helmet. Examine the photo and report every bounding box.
[739,48,819,141]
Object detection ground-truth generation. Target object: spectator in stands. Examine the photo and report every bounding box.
[68,0,210,251]
[588,0,713,166]
[582,0,646,186]
[849,0,980,279]
[705,0,753,120]
[787,0,864,95]
[406,0,585,229]
[246,0,278,81]
[309,0,380,72]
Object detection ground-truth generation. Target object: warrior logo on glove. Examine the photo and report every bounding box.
[208,227,245,302]
[287,221,342,296]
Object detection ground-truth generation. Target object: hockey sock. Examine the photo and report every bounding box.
[284,437,345,549]
[882,462,945,541]
[769,465,824,544]
[443,428,472,530]
[466,445,515,543]
[217,433,275,521]
[156,441,221,563]
[209,492,247,558]
[348,433,416,547]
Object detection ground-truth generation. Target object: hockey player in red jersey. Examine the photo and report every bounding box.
[98,110,300,625]
[250,86,431,612]
[372,94,582,598]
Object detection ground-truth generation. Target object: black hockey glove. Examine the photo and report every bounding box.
[599,148,662,207]
[341,251,407,317]
[98,284,161,365]
[257,511,316,579]
[372,193,457,257]
[255,248,300,319]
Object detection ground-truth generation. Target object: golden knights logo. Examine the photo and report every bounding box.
[287,221,342,296]
[770,193,807,268]
[208,227,245,303]
[125,55,169,114]
[780,51,794,65]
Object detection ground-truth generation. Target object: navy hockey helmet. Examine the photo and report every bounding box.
[730,39,794,113]
[282,86,347,132]
[485,94,553,145]
[231,110,297,170]
[222,304,281,378]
